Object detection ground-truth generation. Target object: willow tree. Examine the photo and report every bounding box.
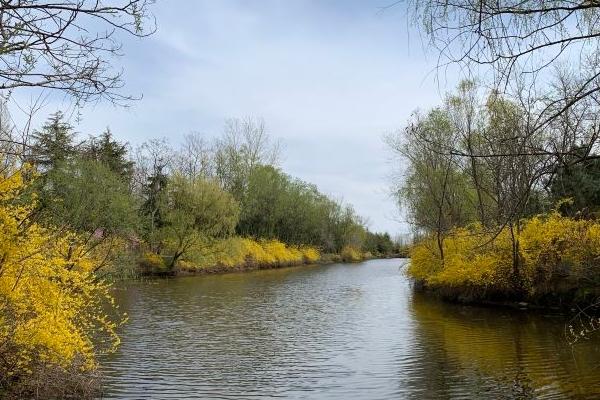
[411,1,600,120]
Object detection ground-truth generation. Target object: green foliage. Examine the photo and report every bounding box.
[158,174,240,267]
[238,165,366,252]
[550,148,600,216]
[363,231,395,256]
[39,158,139,235]
[83,128,134,181]
[139,165,169,248]
[29,112,76,171]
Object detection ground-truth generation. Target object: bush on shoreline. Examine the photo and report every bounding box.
[0,171,123,398]
[408,212,600,305]
[138,237,322,275]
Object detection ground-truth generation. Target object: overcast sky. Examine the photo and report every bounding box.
[15,1,460,235]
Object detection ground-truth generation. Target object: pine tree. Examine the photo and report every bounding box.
[30,112,76,171]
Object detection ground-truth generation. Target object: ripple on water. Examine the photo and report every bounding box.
[99,259,600,399]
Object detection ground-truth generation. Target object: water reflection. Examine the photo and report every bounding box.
[407,293,600,399]
[100,259,600,399]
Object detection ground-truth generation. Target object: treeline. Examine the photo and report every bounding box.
[22,113,398,273]
[389,81,600,306]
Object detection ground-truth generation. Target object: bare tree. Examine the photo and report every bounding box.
[387,107,474,262]
[174,132,214,180]
[132,137,172,194]
[213,117,281,200]
[0,1,155,104]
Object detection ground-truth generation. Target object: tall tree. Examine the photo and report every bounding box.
[160,174,240,268]
[84,128,134,181]
[29,112,76,171]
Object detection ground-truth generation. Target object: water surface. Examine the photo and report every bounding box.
[101,259,600,399]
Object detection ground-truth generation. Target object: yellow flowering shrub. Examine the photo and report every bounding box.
[138,251,166,272]
[340,245,362,262]
[408,213,600,297]
[0,170,123,387]
[301,247,320,263]
[181,237,320,270]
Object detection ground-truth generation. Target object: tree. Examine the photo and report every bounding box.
[29,112,77,171]
[174,132,214,180]
[41,158,139,237]
[237,165,366,251]
[84,129,134,181]
[550,147,600,216]
[389,82,550,285]
[409,1,600,129]
[159,174,240,268]
[387,106,477,261]
[0,1,154,104]
[214,117,280,201]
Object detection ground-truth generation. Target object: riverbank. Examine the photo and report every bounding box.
[411,280,600,312]
[406,212,600,311]
[123,237,400,279]
[136,249,405,279]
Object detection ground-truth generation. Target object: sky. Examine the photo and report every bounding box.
[13,0,460,235]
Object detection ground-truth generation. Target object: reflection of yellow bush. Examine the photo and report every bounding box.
[182,237,320,270]
[411,295,599,397]
[408,212,600,295]
[341,246,362,262]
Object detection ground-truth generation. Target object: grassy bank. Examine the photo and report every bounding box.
[407,212,600,309]
[104,239,392,279]
[135,238,323,277]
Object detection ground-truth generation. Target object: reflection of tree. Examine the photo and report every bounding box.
[406,292,600,398]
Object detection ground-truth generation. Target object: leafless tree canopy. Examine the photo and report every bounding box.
[410,1,600,128]
[0,0,154,104]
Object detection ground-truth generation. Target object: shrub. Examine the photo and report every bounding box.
[138,252,166,273]
[407,212,600,300]
[341,246,362,262]
[301,247,320,263]
[175,237,320,270]
[0,170,123,395]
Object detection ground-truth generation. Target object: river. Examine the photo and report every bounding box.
[100,258,600,399]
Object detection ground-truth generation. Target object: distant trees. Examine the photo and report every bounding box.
[214,117,280,201]
[19,112,377,270]
[363,231,395,256]
[238,165,365,252]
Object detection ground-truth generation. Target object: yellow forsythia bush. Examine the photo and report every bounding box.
[0,171,123,384]
[340,245,362,262]
[183,237,320,269]
[408,212,600,294]
[138,251,166,272]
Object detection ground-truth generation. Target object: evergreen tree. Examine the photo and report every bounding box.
[141,165,169,250]
[30,112,76,171]
[85,128,134,181]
